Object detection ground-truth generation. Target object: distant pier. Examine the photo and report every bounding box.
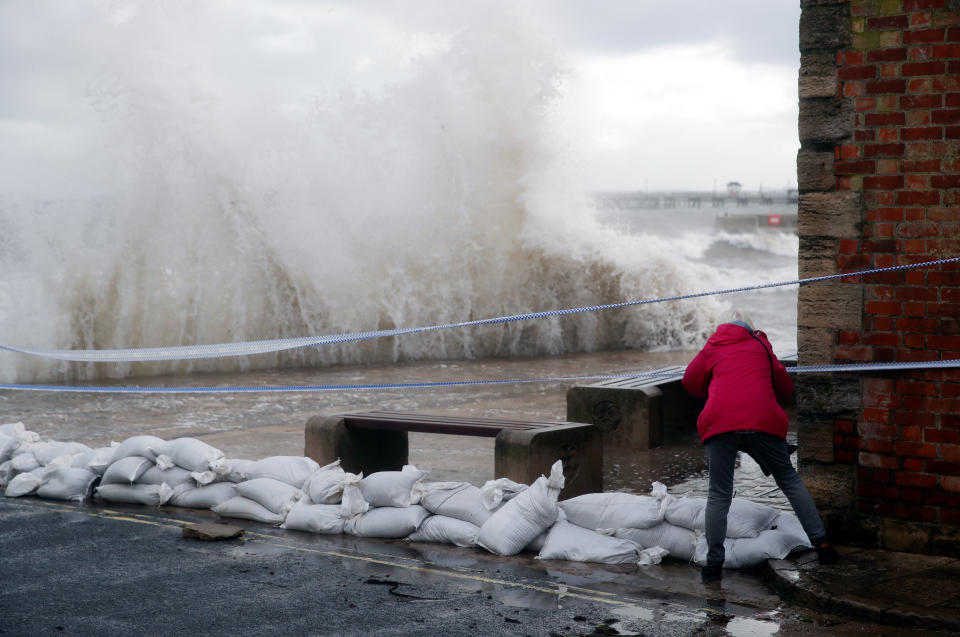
[596,190,798,209]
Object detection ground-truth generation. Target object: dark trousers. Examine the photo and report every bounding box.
[704,431,827,567]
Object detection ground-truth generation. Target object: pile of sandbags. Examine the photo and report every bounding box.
[1,423,812,569]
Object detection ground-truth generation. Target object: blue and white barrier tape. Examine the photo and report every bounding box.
[1,256,958,364]
[1,359,957,393]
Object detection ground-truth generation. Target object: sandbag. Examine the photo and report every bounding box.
[420,483,495,527]
[95,483,174,506]
[280,499,345,534]
[340,473,369,518]
[478,460,564,556]
[0,432,21,463]
[241,456,319,488]
[100,456,153,486]
[213,495,286,524]
[664,497,779,539]
[155,437,224,473]
[211,458,254,483]
[10,452,39,473]
[139,465,195,488]
[4,469,46,497]
[29,441,91,467]
[0,422,40,444]
[235,478,303,516]
[693,513,812,568]
[614,522,698,562]
[36,467,98,502]
[537,519,639,565]
[406,515,480,547]
[0,460,15,487]
[479,477,528,510]
[343,505,430,538]
[304,461,349,504]
[560,483,670,531]
[110,435,165,462]
[70,447,115,476]
[169,482,237,509]
[359,466,427,508]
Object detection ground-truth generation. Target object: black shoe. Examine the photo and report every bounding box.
[701,564,723,583]
[816,542,839,565]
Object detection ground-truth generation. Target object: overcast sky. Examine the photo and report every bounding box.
[0,1,801,197]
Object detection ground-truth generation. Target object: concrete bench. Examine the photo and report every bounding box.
[566,365,702,452]
[566,355,799,452]
[304,411,602,499]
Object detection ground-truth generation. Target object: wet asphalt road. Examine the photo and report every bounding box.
[0,496,781,637]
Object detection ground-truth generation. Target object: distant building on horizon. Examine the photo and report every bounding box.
[726,181,742,196]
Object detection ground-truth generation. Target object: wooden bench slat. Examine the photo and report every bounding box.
[340,410,560,437]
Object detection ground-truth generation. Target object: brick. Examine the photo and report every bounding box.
[896,317,941,332]
[903,457,925,472]
[934,76,960,92]
[867,78,909,94]
[943,442,960,457]
[902,425,924,441]
[949,94,960,107]
[926,459,960,475]
[901,94,943,109]
[878,127,900,143]
[864,175,905,189]
[928,397,960,412]
[901,126,944,140]
[898,223,940,237]
[836,159,877,174]
[901,158,941,171]
[903,61,947,75]
[860,452,901,468]
[943,382,960,396]
[904,0,947,10]
[896,471,938,488]
[867,113,907,128]
[897,190,941,205]
[932,44,960,57]
[933,110,960,124]
[868,47,909,62]
[928,303,960,317]
[898,349,941,362]
[840,65,878,81]
[924,490,960,508]
[867,15,910,30]
[931,174,960,188]
[946,476,960,492]
[894,410,937,427]
[893,503,939,523]
[863,143,905,158]
[904,28,946,44]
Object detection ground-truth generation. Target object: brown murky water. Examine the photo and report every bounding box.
[0,348,792,506]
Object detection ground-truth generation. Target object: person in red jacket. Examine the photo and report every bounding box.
[682,310,838,584]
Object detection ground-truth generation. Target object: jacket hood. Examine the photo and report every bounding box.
[707,322,754,346]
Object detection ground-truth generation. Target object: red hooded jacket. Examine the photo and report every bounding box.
[681,323,793,442]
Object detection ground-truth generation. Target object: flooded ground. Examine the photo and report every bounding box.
[0,348,793,506]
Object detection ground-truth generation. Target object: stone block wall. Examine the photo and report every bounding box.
[797,0,960,556]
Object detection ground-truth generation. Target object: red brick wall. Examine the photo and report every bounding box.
[829,0,960,532]
[797,0,960,554]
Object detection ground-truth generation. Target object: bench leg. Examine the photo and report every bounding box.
[305,416,409,475]
[494,423,602,499]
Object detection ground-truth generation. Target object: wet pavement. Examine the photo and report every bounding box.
[3,351,960,634]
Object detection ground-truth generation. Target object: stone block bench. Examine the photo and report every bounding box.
[304,411,602,499]
[565,365,703,452]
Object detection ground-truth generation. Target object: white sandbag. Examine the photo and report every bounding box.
[36,467,98,502]
[100,456,153,486]
[359,466,428,508]
[340,474,369,518]
[169,482,237,509]
[638,547,670,566]
[155,437,224,473]
[305,461,349,504]
[280,499,345,534]
[139,465,196,488]
[693,513,812,568]
[664,497,779,539]
[614,523,699,562]
[420,483,496,527]
[242,455,320,488]
[560,484,670,531]
[0,460,15,487]
[343,505,430,538]
[406,515,480,547]
[10,452,40,473]
[537,519,639,565]
[479,477,528,510]
[95,483,174,506]
[478,460,565,556]
[0,432,20,463]
[4,469,46,497]
[70,447,115,476]
[0,422,40,444]
[213,495,286,524]
[211,458,254,483]
[522,509,567,553]
[111,435,165,462]
[235,478,303,516]
[190,471,218,486]
[29,441,91,467]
